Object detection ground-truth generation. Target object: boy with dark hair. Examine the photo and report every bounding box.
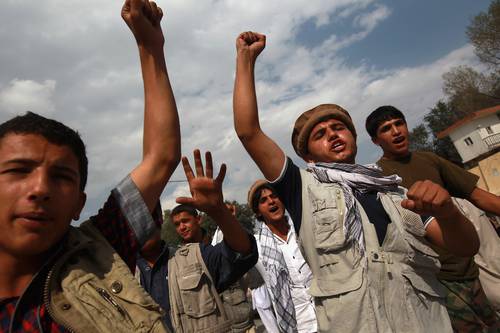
[366,105,500,331]
[0,0,180,331]
[247,180,317,333]
[232,30,480,332]
[166,150,257,333]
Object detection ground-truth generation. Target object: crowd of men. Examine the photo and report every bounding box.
[0,0,499,332]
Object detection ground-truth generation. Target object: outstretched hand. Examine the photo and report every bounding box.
[401,180,457,220]
[236,31,266,61]
[176,150,227,215]
[122,0,164,47]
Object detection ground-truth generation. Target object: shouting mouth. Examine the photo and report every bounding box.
[331,141,345,152]
[392,136,405,145]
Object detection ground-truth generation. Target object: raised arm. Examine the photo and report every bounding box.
[122,0,180,212]
[402,180,479,257]
[176,150,252,255]
[233,31,285,181]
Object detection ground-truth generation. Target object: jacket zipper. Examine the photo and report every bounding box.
[43,266,77,333]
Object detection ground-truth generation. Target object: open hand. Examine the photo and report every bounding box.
[401,180,456,220]
[176,150,227,215]
[236,31,266,61]
[122,0,164,47]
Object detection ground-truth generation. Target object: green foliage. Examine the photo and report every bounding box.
[466,0,500,68]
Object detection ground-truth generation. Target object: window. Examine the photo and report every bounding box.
[485,126,493,135]
[464,137,473,146]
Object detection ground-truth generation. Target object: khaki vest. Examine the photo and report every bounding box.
[168,243,232,333]
[47,221,168,333]
[299,170,452,333]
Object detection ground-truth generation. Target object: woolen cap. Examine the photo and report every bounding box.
[291,104,356,159]
[247,179,268,214]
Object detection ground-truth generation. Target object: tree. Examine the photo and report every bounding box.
[442,66,500,115]
[408,124,433,152]
[466,0,500,69]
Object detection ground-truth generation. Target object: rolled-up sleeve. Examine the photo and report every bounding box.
[200,233,258,293]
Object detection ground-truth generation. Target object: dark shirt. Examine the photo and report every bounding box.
[272,158,429,245]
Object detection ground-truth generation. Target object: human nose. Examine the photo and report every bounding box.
[27,171,51,202]
[391,124,401,135]
[327,127,339,140]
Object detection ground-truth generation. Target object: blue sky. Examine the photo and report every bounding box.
[0,0,492,219]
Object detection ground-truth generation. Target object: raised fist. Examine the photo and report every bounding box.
[401,180,457,220]
[236,31,266,61]
[122,0,164,47]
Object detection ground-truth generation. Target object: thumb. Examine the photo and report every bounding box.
[401,199,415,211]
[176,197,195,205]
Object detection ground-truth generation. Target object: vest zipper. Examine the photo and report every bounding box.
[43,267,76,333]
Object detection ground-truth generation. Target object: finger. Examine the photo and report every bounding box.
[181,156,195,181]
[215,163,227,184]
[157,6,163,22]
[421,182,439,213]
[142,0,153,21]
[401,199,415,211]
[205,151,213,179]
[193,149,204,177]
[176,197,195,205]
[149,1,160,23]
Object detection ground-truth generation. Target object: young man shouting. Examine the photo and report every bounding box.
[366,105,500,331]
[247,180,317,333]
[233,31,479,332]
[0,0,180,331]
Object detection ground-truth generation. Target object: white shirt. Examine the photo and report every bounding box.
[254,219,317,333]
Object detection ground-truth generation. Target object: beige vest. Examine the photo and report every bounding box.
[453,198,500,314]
[168,243,232,333]
[299,169,452,333]
[47,221,168,333]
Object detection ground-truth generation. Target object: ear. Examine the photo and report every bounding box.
[371,136,380,146]
[195,215,202,225]
[303,153,315,163]
[73,192,87,221]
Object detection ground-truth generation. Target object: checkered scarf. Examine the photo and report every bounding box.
[255,217,298,333]
[307,162,403,258]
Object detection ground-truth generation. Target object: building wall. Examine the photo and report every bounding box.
[469,151,500,195]
[449,114,500,163]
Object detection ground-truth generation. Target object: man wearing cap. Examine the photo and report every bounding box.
[247,180,317,333]
[233,31,480,332]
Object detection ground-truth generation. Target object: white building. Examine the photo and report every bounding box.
[437,105,500,195]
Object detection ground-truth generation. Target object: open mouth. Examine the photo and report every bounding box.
[331,141,345,152]
[269,206,279,213]
[392,136,405,144]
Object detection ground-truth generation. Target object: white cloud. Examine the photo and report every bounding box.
[0,0,483,218]
[0,79,56,115]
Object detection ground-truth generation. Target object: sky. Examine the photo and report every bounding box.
[0,0,492,222]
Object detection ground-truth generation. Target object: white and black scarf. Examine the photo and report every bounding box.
[307,162,403,257]
[255,217,298,333]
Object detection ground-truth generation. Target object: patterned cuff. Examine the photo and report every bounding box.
[112,175,157,247]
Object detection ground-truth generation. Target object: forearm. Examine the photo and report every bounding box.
[469,187,500,216]
[426,209,479,257]
[131,45,180,211]
[208,205,252,255]
[234,51,261,140]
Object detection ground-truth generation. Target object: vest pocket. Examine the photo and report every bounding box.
[221,286,246,306]
[402,270,446,299]
[178,264,216,318]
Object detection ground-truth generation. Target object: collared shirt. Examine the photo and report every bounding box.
[254,217,317,333]
[137,241,173,331]
[1,176,162,333]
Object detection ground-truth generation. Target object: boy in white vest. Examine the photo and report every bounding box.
[232,31,480,332]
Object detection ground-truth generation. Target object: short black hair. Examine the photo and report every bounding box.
[251,184,277,222]
[365,105,406,138]
[0,111,88,191]
[171,204,198,218]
